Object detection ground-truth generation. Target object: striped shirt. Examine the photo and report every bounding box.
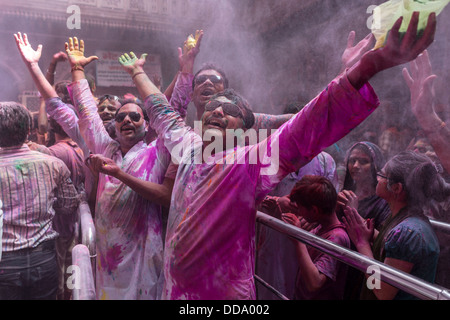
[0,144,79,252]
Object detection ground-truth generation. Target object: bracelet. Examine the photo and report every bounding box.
[71,64,84,72]
[46,69,56,75]
[132,71,145,80]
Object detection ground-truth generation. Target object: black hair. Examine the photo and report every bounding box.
[49,117,68,138]
[289,175,338,216]
[385,151,450,206]
[210,88,255,129]
[0,101,32,147]
[192,63,229,91]
[116,99,149,122]
[54,80,72,104]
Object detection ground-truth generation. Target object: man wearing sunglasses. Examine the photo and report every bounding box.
[171,35,294,130]
[15,33,173,300]
[168,30,292,131]
[122,12,436,300]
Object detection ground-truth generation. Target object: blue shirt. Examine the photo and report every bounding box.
[384,216,440,300]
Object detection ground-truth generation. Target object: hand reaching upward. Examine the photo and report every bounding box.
[118,51,148,76]
[402,50,437,120]
[65,37,98,71]
[341,31,374,71]
[348,11,436,90]
[178,30,203,73]
[14,32,42,65]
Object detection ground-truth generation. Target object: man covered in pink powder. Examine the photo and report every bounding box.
[15,33,174,300]
[120,13,436,299]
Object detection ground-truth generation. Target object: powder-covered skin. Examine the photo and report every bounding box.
[63,79,171,300]
[146,72,379,300]
[170,72,294,130]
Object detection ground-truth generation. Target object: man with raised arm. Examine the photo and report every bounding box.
[14,33,174,300]
[169,30,295,130]
[121,13,436,300]
[171,29,376,131]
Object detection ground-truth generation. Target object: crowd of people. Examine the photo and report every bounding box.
[0,11,449,301]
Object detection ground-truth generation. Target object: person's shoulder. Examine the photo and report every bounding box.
[36,150,70,169]
[324,224,351,248]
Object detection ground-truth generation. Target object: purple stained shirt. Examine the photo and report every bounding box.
[294,224,350,300]
[65,79,171,300]
[0,145,79,252]
[146,71,379,300]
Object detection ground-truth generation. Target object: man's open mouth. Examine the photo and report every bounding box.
[205,117,225,129]
[201,88,215,97]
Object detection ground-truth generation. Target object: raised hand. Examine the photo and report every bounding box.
[349,11,436,90]
[118,52,148,75]
[365,12,436,73]
[52,51,68,64]
[65,37,98,70]
[402,50,437,120]
[14,32,42,65]
[178,30,203,73]
[341,31,374,70]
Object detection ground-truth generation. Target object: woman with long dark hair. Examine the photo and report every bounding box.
[337,141,391,230]
[343,151,447,300]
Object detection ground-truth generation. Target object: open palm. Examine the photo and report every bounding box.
[402,50,436,118]
[65,37,98,69]
[14,32,42,64]
[118,52,147,74]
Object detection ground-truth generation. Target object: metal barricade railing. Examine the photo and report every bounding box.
[256,211,450,300]
[429,218,450,234]
[255,274,289,300]
[78,200,96,277]
[71,244,96,300]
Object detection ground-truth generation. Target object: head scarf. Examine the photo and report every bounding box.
[343,141,385,191]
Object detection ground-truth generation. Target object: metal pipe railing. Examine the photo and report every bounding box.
[256,211,450,300]
[71,244,96,300]
[78,200,96,282]
[255,274,289,300]
[78,201,96,258]
[429,218,450,234]
[79,201,96,254]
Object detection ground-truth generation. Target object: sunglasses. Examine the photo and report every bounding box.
[115,111,142,123]
[194,74,224,86]
[205,100,243,118]
[98,94,120,105]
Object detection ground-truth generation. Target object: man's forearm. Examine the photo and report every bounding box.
[115,169,173,208]
[132,69,162,100]
[37,98,48,135]
[45,61,57,85]
[253,113,294,131]
[27,62,58,100]
[346,56,379,91]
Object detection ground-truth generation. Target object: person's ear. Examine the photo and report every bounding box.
[312,205,320,216]
[390,182,404,197]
